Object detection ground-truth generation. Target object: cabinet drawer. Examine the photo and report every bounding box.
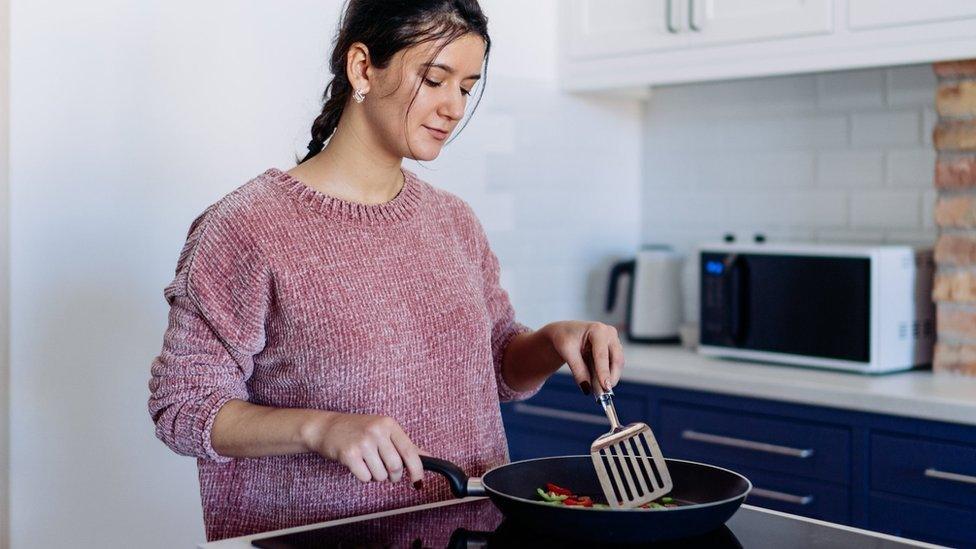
[732,464,850,524]
[501,379,644,438]
[869,493,976,548]
[659,401,850,484]
[505,426,592,461]
[871,432,976,509]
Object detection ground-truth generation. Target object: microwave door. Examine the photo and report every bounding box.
[701,253,871,362]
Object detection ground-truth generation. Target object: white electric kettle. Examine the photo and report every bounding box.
[606,245,684,343]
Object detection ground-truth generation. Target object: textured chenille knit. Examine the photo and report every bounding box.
[147,167,540,541]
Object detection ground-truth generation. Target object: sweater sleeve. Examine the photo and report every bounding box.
[479,234,541,403]
[148,204,271,462]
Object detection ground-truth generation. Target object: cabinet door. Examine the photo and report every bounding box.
[849,1,976,31]
[563,0,833,60]
[564,0,679,60]
[683,0,833,47]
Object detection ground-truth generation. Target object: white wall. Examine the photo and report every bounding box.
[641,65,938,323]
[0,0,9,546]
[7,1,641,547]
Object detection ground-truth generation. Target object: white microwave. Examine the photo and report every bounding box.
[697,242,935,374]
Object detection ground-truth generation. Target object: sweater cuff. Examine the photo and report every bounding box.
[495,321,543,403]
[199,392,243,463]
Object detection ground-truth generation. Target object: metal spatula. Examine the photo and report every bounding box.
[590,385,673,508]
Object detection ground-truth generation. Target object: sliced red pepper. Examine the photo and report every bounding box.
[563,498,582,506]
[546,483,573,497]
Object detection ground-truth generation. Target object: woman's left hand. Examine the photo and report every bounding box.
[541,320,625,396]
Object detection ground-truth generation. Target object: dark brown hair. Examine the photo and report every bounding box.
[297,0,491,164]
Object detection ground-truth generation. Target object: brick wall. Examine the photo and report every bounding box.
[933,60,976,375]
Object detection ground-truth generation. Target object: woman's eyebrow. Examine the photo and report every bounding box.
[421,62,481,81]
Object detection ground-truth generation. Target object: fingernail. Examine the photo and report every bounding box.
[413,480,424,490]
[579,381,591,395]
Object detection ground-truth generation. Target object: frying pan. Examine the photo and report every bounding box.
[420,455,751,544]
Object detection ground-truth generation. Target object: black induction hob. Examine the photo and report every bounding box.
[249,498,938,548]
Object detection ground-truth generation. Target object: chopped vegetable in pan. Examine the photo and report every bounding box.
[537,483,679,509]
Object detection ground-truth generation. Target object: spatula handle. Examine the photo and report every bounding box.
[594,387,623,430]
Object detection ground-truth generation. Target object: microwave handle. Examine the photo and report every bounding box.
[725,254,747,346]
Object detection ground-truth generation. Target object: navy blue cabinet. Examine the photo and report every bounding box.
[500,374,976,547]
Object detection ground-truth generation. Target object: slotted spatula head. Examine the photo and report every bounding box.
[590,388,673,508]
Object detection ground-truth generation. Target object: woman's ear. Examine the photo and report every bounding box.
[346,42,371,95]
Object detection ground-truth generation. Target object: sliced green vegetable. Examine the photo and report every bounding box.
[536,488,568,502]
[661,497,674,503]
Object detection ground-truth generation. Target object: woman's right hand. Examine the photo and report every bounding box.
[301,412,427,487]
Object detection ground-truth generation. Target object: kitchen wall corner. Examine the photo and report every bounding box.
[0,0,10,545]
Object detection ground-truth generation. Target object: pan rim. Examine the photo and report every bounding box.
[482,455,753,512]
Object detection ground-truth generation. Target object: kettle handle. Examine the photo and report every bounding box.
[606,259,636,313]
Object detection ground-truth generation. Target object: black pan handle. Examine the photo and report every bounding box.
[420,456,486,497]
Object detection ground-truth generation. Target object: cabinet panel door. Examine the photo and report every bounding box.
[869,493,976,548]
[685,0,833,47]
[849,1,976,31]
[565,0,677,60]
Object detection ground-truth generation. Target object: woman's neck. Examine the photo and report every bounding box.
[288,126,404,205]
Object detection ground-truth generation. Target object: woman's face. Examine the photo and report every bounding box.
[364,32,486,162]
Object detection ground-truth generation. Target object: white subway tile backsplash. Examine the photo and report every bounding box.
[649,73,818,117]
[696,152,815,188]
[886,149,936,187]
[922,107,938,146]
[645,153,702,188]
[640,65,937,321]
[816,151,884,187]
[886,64,936,107]
[643,191,729,227]
[849,190,921,228]
[884,228,938,246]
[817,68,885,110]
[815,228,885,244]
[922,189,937,229]
[727,191,847,227]
[723,115,849,150]
[851,110,921,147]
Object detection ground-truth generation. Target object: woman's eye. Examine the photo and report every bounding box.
[425,78,471,97]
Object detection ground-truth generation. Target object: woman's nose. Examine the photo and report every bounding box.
[441,89,465,121]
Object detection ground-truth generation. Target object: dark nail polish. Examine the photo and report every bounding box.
[579,381,591,395]
[413,480,424,490]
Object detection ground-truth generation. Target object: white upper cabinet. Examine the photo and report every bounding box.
[566,0,832,60]
[560,0,976,92]
[848,1,976,31]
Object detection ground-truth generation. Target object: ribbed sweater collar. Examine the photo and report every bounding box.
[264,166,424,225]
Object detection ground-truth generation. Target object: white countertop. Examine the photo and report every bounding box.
[564,342,976,426]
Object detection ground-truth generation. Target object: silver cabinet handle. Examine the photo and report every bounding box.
[666,0,681,33]
[681,430,815,458]
[750,487,814,506]
[925,468,976,486]
[688,0,703,31]
[512,403,608,426]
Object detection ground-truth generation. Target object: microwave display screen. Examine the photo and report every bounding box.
[700,253,870,362]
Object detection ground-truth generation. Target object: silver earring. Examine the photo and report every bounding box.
[353,88,366,103]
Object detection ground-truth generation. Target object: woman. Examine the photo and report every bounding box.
[148,0,625,541]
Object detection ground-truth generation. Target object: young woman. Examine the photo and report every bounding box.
[148,0,625,541]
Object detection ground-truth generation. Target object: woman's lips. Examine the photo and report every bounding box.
[424,126,448,141]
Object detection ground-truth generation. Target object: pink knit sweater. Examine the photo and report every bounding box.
[148,167,540,541]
